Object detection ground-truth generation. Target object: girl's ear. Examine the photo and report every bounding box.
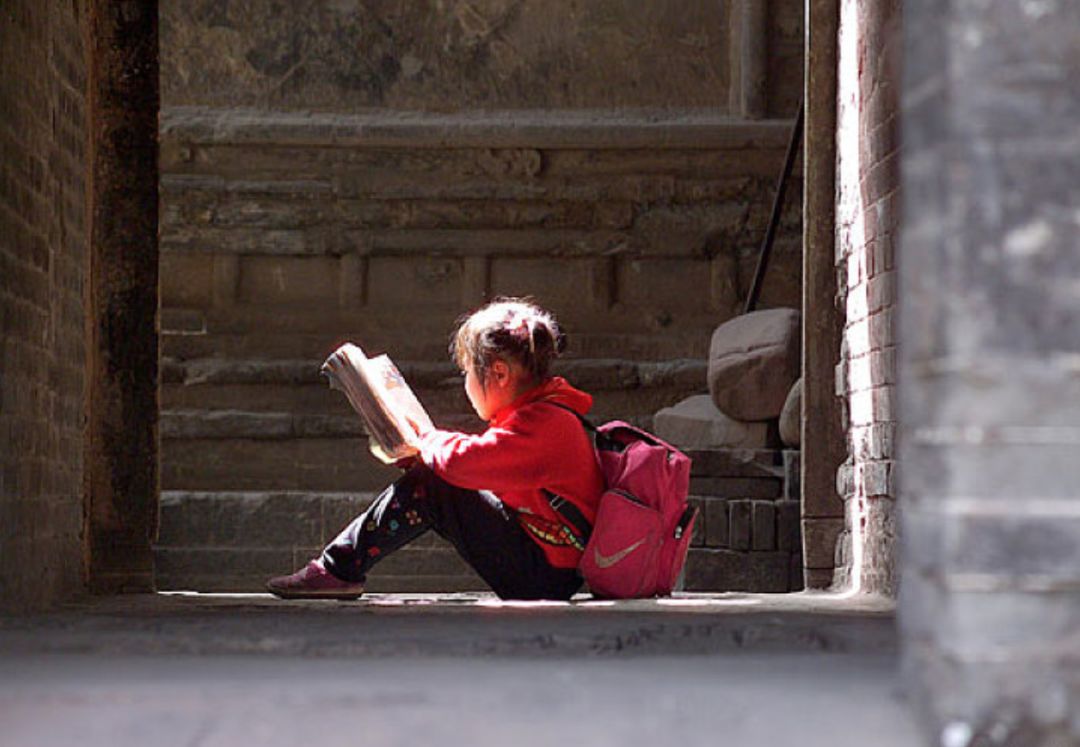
[488,359,512,388]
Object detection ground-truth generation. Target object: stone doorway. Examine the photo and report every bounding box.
[153,0,828,595]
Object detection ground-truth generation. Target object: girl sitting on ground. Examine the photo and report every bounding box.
[267,297,603,601]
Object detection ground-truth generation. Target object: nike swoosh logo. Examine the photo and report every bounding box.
[593,538,646,569]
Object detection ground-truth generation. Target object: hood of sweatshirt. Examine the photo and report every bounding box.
[490,376,593,425]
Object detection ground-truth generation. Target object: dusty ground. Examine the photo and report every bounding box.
[0,591,922,747]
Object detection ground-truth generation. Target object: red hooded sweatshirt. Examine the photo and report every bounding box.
[417,376,604,569]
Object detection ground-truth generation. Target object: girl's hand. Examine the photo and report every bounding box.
[392,455,418,471]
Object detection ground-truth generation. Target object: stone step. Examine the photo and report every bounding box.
[158,419,792,493]
[154,547,485,594]
[162,431,398,492]
[154,490,483,593]
[155,445,802,594]
[163,327,720,364]
[160,355,710,492]
[161,355,708,424]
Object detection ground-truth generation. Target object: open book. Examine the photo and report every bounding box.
[321,343,434,464]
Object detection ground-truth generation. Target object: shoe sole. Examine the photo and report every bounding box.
[265,583,364,601]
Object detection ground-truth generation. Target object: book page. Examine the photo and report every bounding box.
[321,343,433,464]
[367,354,435,439]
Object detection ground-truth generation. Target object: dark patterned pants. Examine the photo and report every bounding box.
[321,465,582,601]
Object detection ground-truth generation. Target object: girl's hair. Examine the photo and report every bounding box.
[450,297,567,385]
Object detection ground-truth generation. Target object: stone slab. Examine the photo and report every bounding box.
[654,395,770,450]
[684,448,786,479]
[707,308,802,421]
[154,545,482,594]
[779,377,802,446]
[161,107,797,150]
[684,549,793,593]
[689,477,783,500]
[161,436,399,492]
[0,590,899,658]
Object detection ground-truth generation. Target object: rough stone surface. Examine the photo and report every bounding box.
[158,111,805,363]
[779,377,802,447]
[154,491,483,593]
[653,395,770,450]
[752,501,777,551]
[0,593,909,746]
[0,0,89,611]
[729,501,753,552]
[686,448,785,477]
[707,308,802,421]
[684,549,791,593]
[703,498,730,548]
[160,1,803,116]
[899,0,1080,741]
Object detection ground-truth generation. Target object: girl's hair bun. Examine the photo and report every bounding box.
[451,297,565,383]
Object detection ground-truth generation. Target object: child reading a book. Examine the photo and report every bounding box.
[267,298,604,600]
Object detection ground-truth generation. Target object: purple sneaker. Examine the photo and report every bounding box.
[266,560,365,600]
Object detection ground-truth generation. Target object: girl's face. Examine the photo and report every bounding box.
[463,357,524,421]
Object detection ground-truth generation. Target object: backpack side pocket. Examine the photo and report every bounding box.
[579,489,662,599]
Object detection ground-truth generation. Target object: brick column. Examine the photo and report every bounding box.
[833,0,901,595]
[899,0,1080,741]
[84,0,160,593]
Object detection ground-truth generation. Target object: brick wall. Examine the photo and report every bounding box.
[0,1,89,610]
[833,0,901,595]
[685,450,804,593]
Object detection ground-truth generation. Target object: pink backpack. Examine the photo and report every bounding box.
[546,406,697,599]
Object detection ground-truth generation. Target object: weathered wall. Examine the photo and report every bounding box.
[163,0,731,111]
[0,1,89,610]
[161,0,802,117]
[899,0,1080,741]
[157,0,806,369]
[833,0,900,595]
[159,114,803,364]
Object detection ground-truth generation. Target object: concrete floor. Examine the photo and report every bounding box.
[0,591,923,747]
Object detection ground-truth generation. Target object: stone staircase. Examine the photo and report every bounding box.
[155,355,722,592]
[157,353,804,593]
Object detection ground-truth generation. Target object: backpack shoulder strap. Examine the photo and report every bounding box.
[540,400,623,453]
[539,399,596,431]
[534,400,600,541]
